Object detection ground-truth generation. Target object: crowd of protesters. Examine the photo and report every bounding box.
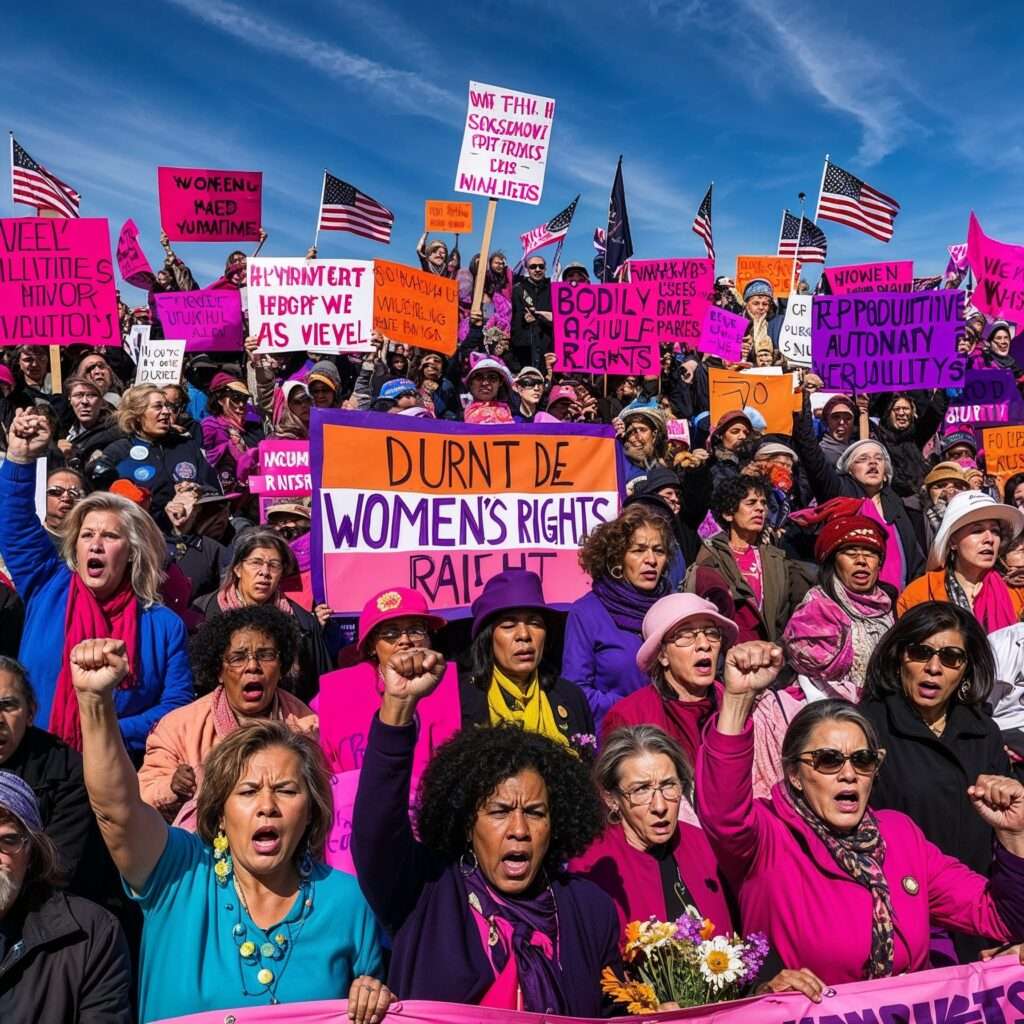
[1,223,1024,1024]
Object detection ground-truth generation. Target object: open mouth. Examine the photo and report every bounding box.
[240,681,266,704]
[501,850,532,880]
[251,826,282,856]
[648,818,673,837]
[85,557,105,578]
[834,790,860,813]
[917,681,942,700]
[692,657,714,675]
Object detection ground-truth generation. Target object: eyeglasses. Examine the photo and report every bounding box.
[242,557,285,574]
[667,627,723,648]
[795,748,884,775]
[519,380,544,389]
[903,643,968,670]
[47,486,83,500]
[376,626,430,644]
[527,264,546,271]
[0,832,30,855]
[620,780,683,806]
[223,648,280,668]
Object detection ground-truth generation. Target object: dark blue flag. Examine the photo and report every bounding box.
[602,157,633,282]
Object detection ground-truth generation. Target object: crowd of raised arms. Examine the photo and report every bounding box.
[3,221,1024,1024]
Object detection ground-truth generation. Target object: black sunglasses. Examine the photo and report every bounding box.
[796,748,884,775]
[903,643,967,670]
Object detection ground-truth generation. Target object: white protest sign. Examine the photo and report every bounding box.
[125,323,150,366]
[135,337,186,386]
[779,292,812,366]
[454,81,555,206]
[249,258,374,354]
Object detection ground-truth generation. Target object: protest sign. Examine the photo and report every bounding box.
[627,258,714,347]
[552,281,658,374]
[424,200,473,233]
[699,305,745,361]
[983,425,1024,491]
[150,956,1024,1024]
[967,210,1024,326]
[811,291,966,393]
[946,367,1024,428]
[134,337,185,387]
[157,166,262,242]
[248,257,373,354]
[735,255,796,298]
[708,367,799,434]
[373,259,458,355]
[824,260,913,294]
[154,288,243,352]
[311,412,623,615]
[115,218,154,288]
[248,440,311,497]
[0,217,118,347]
[778,292,812,366]
[454,81,555,205]
[124,323,149,366]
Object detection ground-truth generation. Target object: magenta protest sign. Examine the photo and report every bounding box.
[627,258,714,346]
[946,366,1024,428]
[154,288,243,352]
[157,166,262,242]
[825,260,913,294]
[115,218,154,289]
[249,440,311,496]
[700,306,745,361]
[811,291,966,392]
[967,210,1024,325]
[0,217,118,347]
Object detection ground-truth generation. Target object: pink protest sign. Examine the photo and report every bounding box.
[151,955,1024,1024]
[968,210,1024,325]
[158,166,262,242]
[249,440,311,496]
[0,217,119,347]
[115,218,154,289]
[154,288,243,352]
[627,258,714,347]
[824,260,913,294]
[700,305,746,361]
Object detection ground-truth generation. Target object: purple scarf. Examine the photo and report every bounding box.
[592,573,668,634]
[461,869,565,1014]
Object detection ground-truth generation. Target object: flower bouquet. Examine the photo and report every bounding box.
[601,913,769,1014]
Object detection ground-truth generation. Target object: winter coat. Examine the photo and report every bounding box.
[696,719,1024,984]
[896,568,1024,625]
[200,415,262,492]
[872,392,949,498]
[511,276,554,366]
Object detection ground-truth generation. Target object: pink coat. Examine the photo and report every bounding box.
[695,720,1023,984]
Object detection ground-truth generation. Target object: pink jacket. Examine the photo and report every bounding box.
[696,719,1024,984]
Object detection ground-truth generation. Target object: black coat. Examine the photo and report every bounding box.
[872,391,949,499]
[0,889,131,1023]
[860,690,1011,961]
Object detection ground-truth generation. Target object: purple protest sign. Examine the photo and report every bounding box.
[116,219,154,289]
[700,305,745,361]
[154,288,243,352]
[946,366,1024,428]
[811,291,966,393]
[627,258,714,346]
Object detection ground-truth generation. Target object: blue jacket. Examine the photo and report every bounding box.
[0,459,194,753]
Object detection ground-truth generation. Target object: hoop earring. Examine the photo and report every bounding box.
[607,807,622,825]
[609,565,624,580]
[212,828,233,886]
[459,847,479,876]
[958,679,970,701]
[297,839,314,879]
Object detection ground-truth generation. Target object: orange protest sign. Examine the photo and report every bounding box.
[373,259,458,355]
[982,426,1024,491]
[708,367,800,435]
[735,255,798,298]
[425,200,473,233]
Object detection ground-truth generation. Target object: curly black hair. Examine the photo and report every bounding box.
[709,474,769,529]
[415,725,604,870]
[189,606,301,695]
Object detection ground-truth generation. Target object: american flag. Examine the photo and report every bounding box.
[815,159,900,242]
[10,135,80,218]
[691,183,714,260]
[318,172,393,243]
[519,195,578,264]
[777,210,827,264]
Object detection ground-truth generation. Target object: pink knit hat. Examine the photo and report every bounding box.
[636,593,738,672]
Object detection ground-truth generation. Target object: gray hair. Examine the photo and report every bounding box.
[594,725,694,796]
[836,440,892,482]
[220,528,298,597]
[780,699,881,788]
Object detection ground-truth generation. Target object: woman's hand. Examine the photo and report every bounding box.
[7,408,52,464]
[755,968,826,1003]
[286,713,319,738]
[347,975,394,1024]
[981,942,1024,965]
[313,603,333,627]
[969,775,1024,854]
[379,649,446,726]
[70,639,129,698]
[169,763,197,802]
[723,642,784,696]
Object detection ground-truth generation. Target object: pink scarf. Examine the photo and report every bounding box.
[972,571,1018,632]
[217,585,293,616]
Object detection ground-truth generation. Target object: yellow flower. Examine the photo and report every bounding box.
[213,834,230,856]
[697,936,742,989]
[600,969,657,1016]
[625,983,658,1016]
[214,859,231,879]
[238,941,256,958]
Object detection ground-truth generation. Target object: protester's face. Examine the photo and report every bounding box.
[234,546,285,604]
[746,295,771,317]
[900,628,968,717]
[659,615,721,694]
[564,270,588,286]
[546,399,572,421]
[889,400,913,430]
[370,616,431,665]
[0,812,31,916]
[139,392,174,438]
[720,422,750,451]
[608,752,682,851]
[945,444,974,463]
[76,510,131,600]
[951,518,1003,573]
[489,254,506,274]
[156,268,173,287]
[621,418,655,461]
[754,349,773,367]
[269,514,310,542]
[1005,542,1024,569]
[220,628,282,718]
[833,546,881,593]
[990,328,1012,356]
[45,471,84,530]
[846,444,886,492]
[220,745,311,882]
[622,525,668,591]
[288,389,312,426]
[657,486,681,515]
[617,378,638,401]
[826,408,854,442]
[420,357,442,381]
[727,490,767,537]
[490,610,547,682]
[0,672,31,765]
[308,381,335,407]
[1014,483,1024,511]
[79,357,112,394]
[162,387,186,420]
[787,720,878,832]
[428,245,447,269]
[515,377,544,402]
[69,385,102,426]
[469,371,502,403]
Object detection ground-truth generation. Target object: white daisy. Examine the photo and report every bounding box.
[697,936,743,989]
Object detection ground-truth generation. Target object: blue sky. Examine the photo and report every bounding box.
[4,1,1021,297]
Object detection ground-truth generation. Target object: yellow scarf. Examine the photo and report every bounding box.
[487,666,569,747]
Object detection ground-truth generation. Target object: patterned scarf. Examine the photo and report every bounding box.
[832,581,893,687]
[786,788,895,979]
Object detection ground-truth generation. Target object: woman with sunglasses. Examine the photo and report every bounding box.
[859,603,1012,963]
[696,642,1024,985]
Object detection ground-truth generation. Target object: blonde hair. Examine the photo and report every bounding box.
[116,384,165,435]
[60,493,166,607]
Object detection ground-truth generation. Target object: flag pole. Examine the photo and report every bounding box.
[36,206,63,393]
[791,194,806,293]
[312,170,326,252]
[8,132,14,207]
[813,155,829,222]
[471,198,499,319]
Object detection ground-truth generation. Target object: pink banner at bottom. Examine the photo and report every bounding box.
[153,955,1024,1023]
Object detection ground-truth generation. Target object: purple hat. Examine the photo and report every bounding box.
[636,593,738,672]
[470,569,551,639]
[358,588,446,652]
[0,770,43,833]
